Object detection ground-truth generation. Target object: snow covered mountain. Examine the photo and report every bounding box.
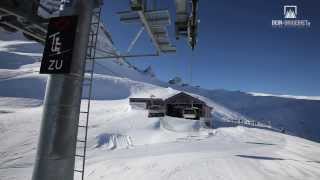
[203,90,320,142]
[0,29,320,180]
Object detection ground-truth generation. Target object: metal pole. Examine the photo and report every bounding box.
[32,0,94,180]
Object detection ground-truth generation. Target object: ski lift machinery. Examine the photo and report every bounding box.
[118,0,199,56]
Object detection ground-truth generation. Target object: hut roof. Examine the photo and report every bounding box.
[165,92,207,105]
[129,98,164,105]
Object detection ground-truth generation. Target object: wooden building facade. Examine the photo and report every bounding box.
[164,92,212,120]
[129,92,213,120]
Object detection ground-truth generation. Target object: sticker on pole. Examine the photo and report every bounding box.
[40,16,78,74]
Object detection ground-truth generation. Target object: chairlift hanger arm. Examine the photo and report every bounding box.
[174,0,199,50]
[189,0,199,50]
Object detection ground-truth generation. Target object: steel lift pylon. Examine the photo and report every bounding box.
[31,1,100,180]
[29,1,200,180]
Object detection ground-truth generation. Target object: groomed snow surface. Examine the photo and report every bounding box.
[1,30,320,180]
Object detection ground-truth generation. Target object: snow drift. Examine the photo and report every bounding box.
[160,116,201,132]
[96,133,133,150]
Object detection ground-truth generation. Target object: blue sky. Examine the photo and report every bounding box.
[101,0,320,96]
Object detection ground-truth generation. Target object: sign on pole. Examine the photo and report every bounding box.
[40,16,78,74]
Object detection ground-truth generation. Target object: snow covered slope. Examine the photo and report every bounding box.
[1,30,320,180]
[1,101,320,180]
[200,89,320,142]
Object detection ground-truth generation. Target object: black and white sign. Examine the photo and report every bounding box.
[40,15,78,74]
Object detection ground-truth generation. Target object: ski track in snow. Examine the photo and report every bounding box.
[1,30,320,180]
